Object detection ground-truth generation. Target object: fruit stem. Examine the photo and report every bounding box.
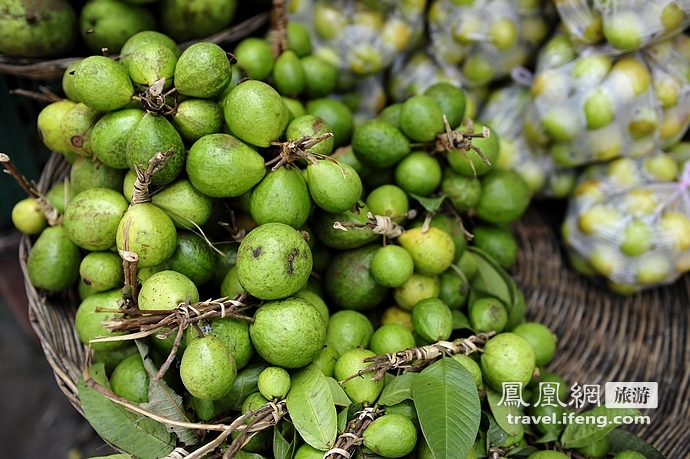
[333,211,405,238]
[131,148,175,205]
[266,133,335,171]
[324,406,385,459]
[119,216,140,307]
[435,115,492,177]
[9,86,64,104]
[269,0,289,58]
[223,400,288,458]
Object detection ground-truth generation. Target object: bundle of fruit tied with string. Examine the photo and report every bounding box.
[286,0,427,76]
[562,151,690,294]
[524,31,690,168]
[554,0,690,54]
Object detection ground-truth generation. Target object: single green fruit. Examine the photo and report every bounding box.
[224,79,289,147]
[162,231,217,287]
[475,170,531,225]
[411,298,453,342]
[250,297,326,368]
[294,443,325,459]
[334,348,384,405]
[236,222,312,300]
[45,181,75,215]
[286,114,334,156]
[394,151,442,197]
[110,353,149,403]
[151,178,214,229]
[468,297,508,333]
[325,310,375,356]
[272,49,306,96]
[481,333,536,391]
[120,31,181,61]
[324,244,389,311]
[442,168,482,212]
[92,108,144,170]
[287,21,312,57]
[398,227,455,276]
[424,82,466,129]
[306,160,362,213]
[159,0,237,42]
[302,55,338,99]
[60,102,102,157]
[471,225,518,270]
[116,203,177,268]
[370,323,416,355]
[180,335,237,400]
[171,99,224,142]
[311,204,379,250]
[394,272,440,311]
[365,184,409,224]
[233,37,274,80]
[126,112,185,186]
[138,270,199,311]
[447,123,500,177]
[313,345,339,376]
[219,265,243,299]
[11,198,48,236]
[186,317,254,370]
[352,119,410,169]
[175,42,232,98]
[363,413,417,458]
[512,322,557,367]
[187,133,266,198]
[37,100,77,155]
[62,60,81,102]
[257,367,291,400]
[80,251,124,292]
[306,98,354,147]
[69,156,126,195]
[75,289,127,351]
[370,245,414,288]
[293,289,329,326]
[438,268,470,310]
[79,0,156,54]
[126,42,177,90]
[73,56,134,112]
[399,95,445,142]
[63,188,128,251]
[27,225,80,291]
[452,354,484,389]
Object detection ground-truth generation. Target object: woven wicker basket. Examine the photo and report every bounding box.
[0,12,269,81]
[21,153,690,458]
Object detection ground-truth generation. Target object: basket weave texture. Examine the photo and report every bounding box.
[21,153,690,458]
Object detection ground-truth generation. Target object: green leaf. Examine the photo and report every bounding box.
[411,358,481,459]
[78,363,175,459]
[216,361,267,413]
[378,372,416,406]
[560,406,641,449]
[486,388,521,437]
[337,408,349,433]
[286,363,338,451]
[468,248,512,307]
[273,422,297,459]
[326,377,351,407]
[535,430,560,443]
[135,341,198,446]
[485,411,508,448]
[506,446,540,457]
[607,428,667,458]
[452,310,472,330]
[409,193,447,213]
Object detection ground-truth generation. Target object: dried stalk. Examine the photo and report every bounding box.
[131,148,175,204]
[324,406,385,459]
[269,0,289,57]
[435,116,492,177]
[265,133,334,171]
[218,206,246,243]
[333,212,409,238]
[340,332,496,384]
[119,217,140,308]
[223,400,287,458]
[9,85,64,103]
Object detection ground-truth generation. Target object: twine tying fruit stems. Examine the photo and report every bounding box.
[324,406,385,459]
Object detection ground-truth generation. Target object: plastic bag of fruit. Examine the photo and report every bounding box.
[479,83,577,199]
[562,152,690,294]
[427,0,552,87]
[555,0,690,54]
[286,0,427,76]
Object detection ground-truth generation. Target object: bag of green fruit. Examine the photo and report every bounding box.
[286,0,427,76]
[479,83,578,199]
[427,0,552,87]
[555,0,690,54]
[562,153,690,294]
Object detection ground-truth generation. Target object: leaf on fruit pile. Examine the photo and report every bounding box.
[273,422,297,459]
[219,362,267,412]
[78,362,176,459]
[535,429,560,443]
[607,428,667,458]
[506,446,540,457]
[486,387,522,437]
[411,357,481,459]
[468,247,512,306]
[560,406,641,448]
[485,410,508,448]
[326,377,351,407]
[409,193,447,213]
[135,341,198,446]
[286,363,338,451]
[378,372,417,406]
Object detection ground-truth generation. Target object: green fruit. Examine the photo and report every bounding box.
[583,89,615,130]
[442,168,481,213]
[302,56,338,99]
[126,113,185,186]
[91,343,138,375]
[352,119,410,169]
[80,251,124,292]
[126,43,177,90]
[74,289,127,351]
[249,167,311,228]
[334,348,384,405]
[527,452,569,459]
[411,298,453,342]
[424,83,466,130]
[70,157,126,195]
[603,11,643,51]
[325,310,375,356]
[110,354,149,403]
[447,124,500,177]
[187,317,254,370]
[272,49,306,96]
[138,270,199,311]
[481,333,536,391]
[120,30,181,61]
[365,184,409,224]
[175,42,233,98]
[224,80,289,147]
[452,354,483,389]
[45,181,74,215]
[186,133,266,198]
[472,225,518,270]
[60,102,102,157]
[116,203,177,268]
[150,178,214,229]
[80,0,156,54]
[294,443,325,459]
[250,297,326,368]
[11,198,48,236]
[171,99,224,142]
[0,0,77,58]
[462,54,494,86]
[378,103,402,129]
[313,345,339,377]
[311,205,379,250]
[163,231,217,287]
[475,170,531,225]
[398,227,455,276]
[612,452,646,459]
[160,0,237,42]
[26,226,80,291]
[512,322,557,367]
[394,272,440,311]
[286,114,335,156]
[236,222,312,300]
[180,335,236,400]
[324,244,389,311]
[468,297,508,333]
[37,100,77,155]
[394,151,442,197]
[62,60,81,102]
[257,367,291,400]
[282,97,306,120]
[63,188,128,251]
[306,98,354,148]
[293,289,329,326]
[399,95,445,142]
[287,21,312,57]
[306,160,362,213]
[363,413,417,458]
[219,265,243,299]
[438,269,469,310]
[92,108,144,170]
[233,37,274,80]
[370,245,414,288]
[370,323,415,355]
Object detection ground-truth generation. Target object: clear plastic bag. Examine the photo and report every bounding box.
[479,84,577,199]
[562,153,690,294]
[386,49,464,103]
[427,0,552,87]
[287,0,427,76]
[555,0,690,54]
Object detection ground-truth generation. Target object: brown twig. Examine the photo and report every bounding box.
[269,0,289,58]
[340,332,496,384]
[436,116,492,177]
[223,400,287,458]
[265,133,334,171]
[131,148,175,204]
[218,206,246,243]
[324,406,385,459]
[119,216,140,308]
[9,86,64,104]
[333,211,406,238]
